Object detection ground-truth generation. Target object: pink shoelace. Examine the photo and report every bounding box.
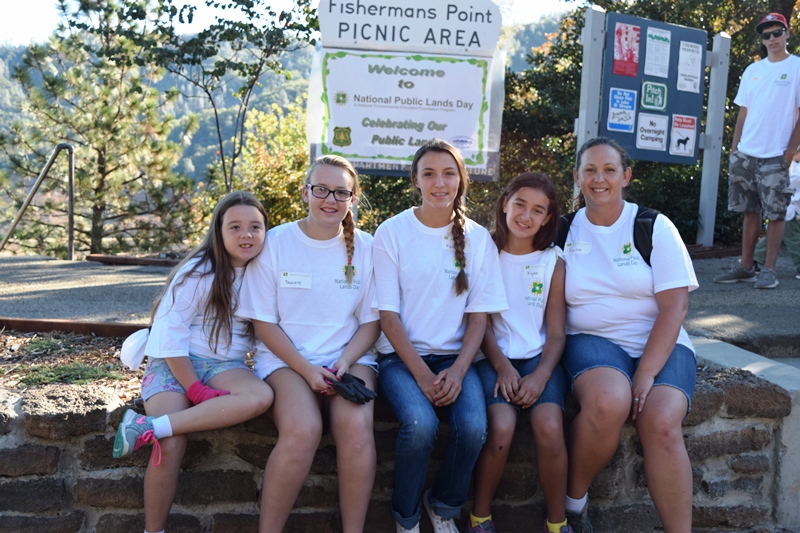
[132,418,162,467]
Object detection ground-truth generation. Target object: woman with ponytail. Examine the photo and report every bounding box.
[373,139,507,533]
[238,155,380,533]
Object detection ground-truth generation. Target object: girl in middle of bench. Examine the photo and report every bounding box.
[372,139,507,533]
[238,155,380,533]
[470,173,571,533]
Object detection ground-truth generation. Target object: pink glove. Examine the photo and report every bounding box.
[186,380,230,405]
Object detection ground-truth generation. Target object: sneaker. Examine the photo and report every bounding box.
[795,268,800,280]
[423,488,459,533]
[465,518,497,533]
[396,522,420,533]
[713,263,757,283]
[543,520,575,533]
[754,268,779,289]
[565,503,593,533]
[112,409,161,466]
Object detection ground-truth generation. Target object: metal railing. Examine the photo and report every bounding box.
[0,144,75,260]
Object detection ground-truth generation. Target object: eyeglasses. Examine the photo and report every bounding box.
[761,28,786,40]
[306,184,354,202]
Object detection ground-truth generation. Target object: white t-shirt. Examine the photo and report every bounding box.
[787,162,800,221]
[563,202,698,358]
[477,246,561,363]
[238,221,379,379]
[145,258,254,362]
[735,54,800,158]
[373,208,508,355]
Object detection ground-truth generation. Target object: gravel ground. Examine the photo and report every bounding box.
[0,329,142,401]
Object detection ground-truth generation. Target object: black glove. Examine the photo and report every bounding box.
[324,368,377,404]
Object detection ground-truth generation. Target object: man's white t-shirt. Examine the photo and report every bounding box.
[146,259,254,361]
[735,54,800,158]
[563,202,698,358]
[478,246,561,363]
[238,222,379,379]
[373,208,508,355]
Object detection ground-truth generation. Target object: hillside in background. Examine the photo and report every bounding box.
[0,17,552,182]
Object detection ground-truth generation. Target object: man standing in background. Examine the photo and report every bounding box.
[715,12,800,289]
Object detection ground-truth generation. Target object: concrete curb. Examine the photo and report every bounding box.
[693,336,800,529]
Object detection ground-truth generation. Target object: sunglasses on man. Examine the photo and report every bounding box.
[761,28,786,40]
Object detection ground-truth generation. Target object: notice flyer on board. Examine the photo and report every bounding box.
[307,47,495,171]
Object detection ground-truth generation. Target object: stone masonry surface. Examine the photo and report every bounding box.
[0,343,798,533]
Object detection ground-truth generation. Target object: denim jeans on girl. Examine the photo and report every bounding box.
[378,352,487,530]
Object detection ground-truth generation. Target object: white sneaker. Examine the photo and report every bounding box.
[422,488,459,533]
[396,521,420,533]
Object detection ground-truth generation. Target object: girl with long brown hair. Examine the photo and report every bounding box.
[113,191,273,533]
[470,173,571,533]
[372,139,507,533]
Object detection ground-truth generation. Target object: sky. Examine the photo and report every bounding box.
[0,0,581,47]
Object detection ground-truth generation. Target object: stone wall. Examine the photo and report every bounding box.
[0,348,795,533]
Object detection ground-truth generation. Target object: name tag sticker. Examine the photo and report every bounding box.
[524,265,545,279]
[442,235,470,252]
[280,272,312,289]
[565,242,592,255]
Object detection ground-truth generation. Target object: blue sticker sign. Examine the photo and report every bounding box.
[607,87,637,133]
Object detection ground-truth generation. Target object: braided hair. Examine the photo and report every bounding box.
[305,155,361,285]
[410,139,471,295]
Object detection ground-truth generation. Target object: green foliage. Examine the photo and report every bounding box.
[0,0,200,256]
[358,176,418,234]
[20,362,124,386]
[502,0,790,245]
[96,0,318,192]
[238,94,309,226]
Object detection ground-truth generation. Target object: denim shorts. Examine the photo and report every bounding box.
[475,357,566,411]
[141,356,249,401]
[562,333,696,410]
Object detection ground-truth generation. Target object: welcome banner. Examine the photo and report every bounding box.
[308,48,502,177]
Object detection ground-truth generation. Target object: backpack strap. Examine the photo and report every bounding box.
[633,205,660,267]
[556,212,577,250]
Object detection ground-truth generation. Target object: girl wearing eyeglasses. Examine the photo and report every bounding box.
[372,139,507,533]
[238,155,380,533]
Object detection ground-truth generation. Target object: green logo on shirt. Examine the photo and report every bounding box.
[622,242,633,256]
[530,280,544,295]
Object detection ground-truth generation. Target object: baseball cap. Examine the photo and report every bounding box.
[755,13,788,33]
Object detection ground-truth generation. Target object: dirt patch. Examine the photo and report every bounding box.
[0,329,142,402]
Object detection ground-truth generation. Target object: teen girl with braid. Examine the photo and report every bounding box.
[373,139,507,533]
[238,155,380,533]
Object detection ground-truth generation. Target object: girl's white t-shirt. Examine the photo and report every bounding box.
[373,208,508,355]
[478,246,561,362]
[146,258,254,362]
[238,221,379,379]
[563,202,698,358]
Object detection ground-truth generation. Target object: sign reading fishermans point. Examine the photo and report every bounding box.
[307,0,504,180]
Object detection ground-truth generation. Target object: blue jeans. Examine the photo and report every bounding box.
[562,333,696,411]
[378,353,487,529]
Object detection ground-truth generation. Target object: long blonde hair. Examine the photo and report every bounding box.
[151,191,268,352]
[305,155,361,284]
[410,139,470,295]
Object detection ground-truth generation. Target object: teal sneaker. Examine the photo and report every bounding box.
[112,409,161,465]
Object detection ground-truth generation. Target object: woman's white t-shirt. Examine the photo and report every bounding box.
[238,221,379,379]
[563,202,698,358]
[146,258,254,362]
[373,208,508,355]
[478,246,561,362]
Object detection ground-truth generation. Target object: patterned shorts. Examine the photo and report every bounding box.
[141,356,249,401]
[728,151,794,220]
